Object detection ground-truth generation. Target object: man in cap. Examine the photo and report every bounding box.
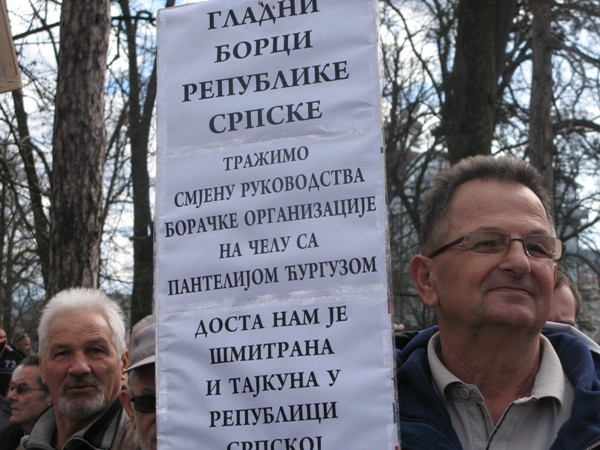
[120,320,156,450]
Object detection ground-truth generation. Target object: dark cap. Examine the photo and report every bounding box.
[126,324,155,372]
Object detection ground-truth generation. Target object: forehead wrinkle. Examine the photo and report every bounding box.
[48,335,114,352]
[448,180,553,235]
[14,369,39,387]
[46,323,116,356]
[48,313,112,339]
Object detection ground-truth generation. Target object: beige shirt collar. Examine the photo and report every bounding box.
[427,331,567,405]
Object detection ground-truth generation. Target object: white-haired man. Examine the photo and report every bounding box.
[19,288,135,449]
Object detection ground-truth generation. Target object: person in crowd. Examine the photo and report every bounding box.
[120,319,156,450]
[0,329,24,396]
[0,355,52,449]
[0,365,23,443]
[12,335,32,358]
[397,155,600,448]
[18,287,135,450]
[0,364,21,432]
[128,314,155,350]
[548,264,581,326]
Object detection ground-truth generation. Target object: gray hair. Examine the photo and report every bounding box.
[420,155,555,255]
[18,355,49,393]
[37,288,127,358]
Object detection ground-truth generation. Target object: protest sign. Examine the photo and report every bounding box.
[156,1,398,448]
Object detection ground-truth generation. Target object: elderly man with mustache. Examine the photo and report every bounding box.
[18,288,135,450]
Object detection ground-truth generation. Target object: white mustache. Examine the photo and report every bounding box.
[61,375,100,394]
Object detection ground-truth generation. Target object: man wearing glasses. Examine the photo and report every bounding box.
[397,156,600,449]
[0,356,52,449]
[18,288,135,449]
[121,322,156,450]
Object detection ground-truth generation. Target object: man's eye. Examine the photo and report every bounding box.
[526,243,549,257]
[473,239,501,248]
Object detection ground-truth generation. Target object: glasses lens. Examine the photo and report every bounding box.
[524,235,562,259]
[13,384,31,395]
[466,230,510,254]
[132,394,156,413]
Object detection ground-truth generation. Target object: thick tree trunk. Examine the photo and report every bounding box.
[47,0,110,297]
[494,0,517,83]
[443,0,497,163]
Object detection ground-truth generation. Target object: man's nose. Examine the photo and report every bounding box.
[68,352,92,375]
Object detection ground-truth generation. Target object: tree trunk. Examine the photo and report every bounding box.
[443,0,497,163]
[11,89,50,288]
[47,0,110,297]
[118,0,175,325]
[528,0,555,211]
[118,0,155,325]
[494,0,517,83]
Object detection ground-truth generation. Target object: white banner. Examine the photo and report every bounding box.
[156,1,398,448]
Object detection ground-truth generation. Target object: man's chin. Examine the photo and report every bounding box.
[58,393,106,419]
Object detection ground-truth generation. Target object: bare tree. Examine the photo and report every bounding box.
[381,0,600,330]
[441,0,497,162]
[528,0,555,199]
[2,0,599,333]
[2,1,164,328]
[11,88,49,287]
[115,0,175,325]
[0,138,43,336]
[47,0,111,296]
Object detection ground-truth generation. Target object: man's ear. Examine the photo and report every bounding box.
[120,389,136,426]
[410,255,440,309]
[121,350,130,383]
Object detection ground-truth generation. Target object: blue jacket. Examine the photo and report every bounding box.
[396,326,600,450]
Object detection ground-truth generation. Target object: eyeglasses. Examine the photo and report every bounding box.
[131,394,156,413]
[428,229,563,260]
[9,383,46,395]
